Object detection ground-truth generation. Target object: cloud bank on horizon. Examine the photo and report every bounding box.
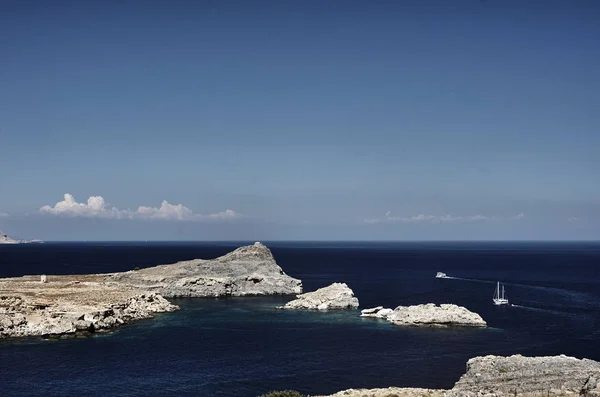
[39,194,241,222]
[366,211,525,224]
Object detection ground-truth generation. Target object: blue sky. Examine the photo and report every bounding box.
[1,0,599,241]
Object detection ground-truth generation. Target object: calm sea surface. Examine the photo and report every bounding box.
[1,241,599,397]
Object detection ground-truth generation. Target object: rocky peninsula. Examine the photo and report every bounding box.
[317,354,600,397]
[0,231,20,244]
[0,231,40,244]
[109,242,302,298]
[361,303,486,327]
[279,282,359,310]
[0,242,302,339]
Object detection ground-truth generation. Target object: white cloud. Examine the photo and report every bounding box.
[40,193,241,222]
[366,212,494,224]
[0,213,9,218]
[511,213,525,220]
[567,216,579,222]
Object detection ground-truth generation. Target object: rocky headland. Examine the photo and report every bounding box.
[361,303,486,327]
[0,231,40,244]
[0,231,20,244]
[0,242,302,339]
[279,282,359,310]
[109,242,302,298]
[317,354,600,397]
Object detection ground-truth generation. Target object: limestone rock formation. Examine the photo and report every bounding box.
[0,243,302,339]
[108,242,302,298]
[317,355,600,397]
[279,282,359,310]
[360,304,486,327]
[316,388,445,397]
[360,306,394,319]
[446,354,600,397]
[0,275,178,339]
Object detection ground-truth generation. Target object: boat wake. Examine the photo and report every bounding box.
[437,274,600,312]
[440,276,494,284]
[510,304,571,316]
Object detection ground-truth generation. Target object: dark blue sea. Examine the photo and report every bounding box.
[1,241,600,397]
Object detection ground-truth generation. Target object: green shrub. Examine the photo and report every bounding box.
[258,391,305,397]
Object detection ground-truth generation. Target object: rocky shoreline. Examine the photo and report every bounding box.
[0,242,301,339]
[316,354,600,397]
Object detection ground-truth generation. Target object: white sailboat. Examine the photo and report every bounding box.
[493,281,509,305]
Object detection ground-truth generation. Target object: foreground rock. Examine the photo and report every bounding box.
[109,242,302,298]
[0,243,301,338]
[279,283,359,310]
[361,303,486,327]
[0,274,178,338]
[446,354,600,397]
[317,387,445,397]
[317,355,600,397]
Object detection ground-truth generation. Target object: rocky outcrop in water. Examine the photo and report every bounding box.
[361,303,486,327]
[279,282,359,310]
[0,243,302,339]
[317,355,600,397]
[109,242,302,298]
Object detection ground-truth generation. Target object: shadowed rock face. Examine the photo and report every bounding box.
[0,243,302,339]
[108,242,302,298]
[317,355,600,397]
[361,304,486,327]
[279,282,359,310]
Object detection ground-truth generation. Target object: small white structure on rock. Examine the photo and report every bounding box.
[40,275,47,283]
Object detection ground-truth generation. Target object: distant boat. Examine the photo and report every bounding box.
[436,272,448,279]
[493,282,509,305]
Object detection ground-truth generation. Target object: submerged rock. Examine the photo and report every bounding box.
[361,303,486,327]
[279,282,359,310]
